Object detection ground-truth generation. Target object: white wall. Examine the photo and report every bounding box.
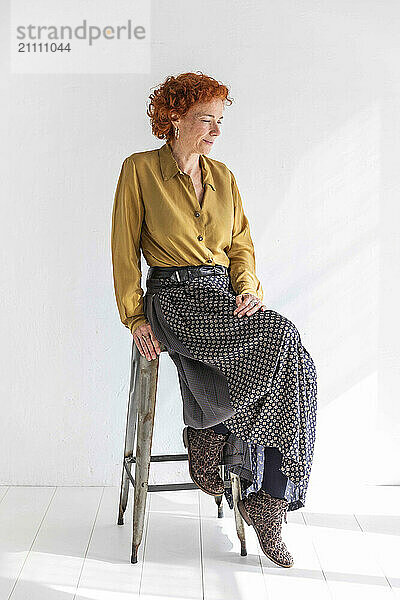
[1,0,399,493]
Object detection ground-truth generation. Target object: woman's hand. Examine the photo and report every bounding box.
[233,293,267,319]
[133,322,162,361]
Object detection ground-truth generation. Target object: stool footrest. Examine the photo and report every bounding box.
[147,482,201,492]
[126,453,189,463]
[123,457,231,492]
[128,479,229,493]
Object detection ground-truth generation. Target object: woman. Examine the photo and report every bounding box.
[111,72,318,568]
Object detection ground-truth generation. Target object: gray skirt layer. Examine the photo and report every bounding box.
[143,271,317,512]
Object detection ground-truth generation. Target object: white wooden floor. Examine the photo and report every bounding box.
[1,484,399,600]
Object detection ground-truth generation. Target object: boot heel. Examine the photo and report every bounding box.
[237,499,252,526]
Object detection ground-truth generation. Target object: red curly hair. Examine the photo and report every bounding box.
[147,71,234,141]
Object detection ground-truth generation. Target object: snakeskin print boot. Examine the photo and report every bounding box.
[183,425,229,496]
[238,489,294,567]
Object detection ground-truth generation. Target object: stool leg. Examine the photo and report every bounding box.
[131,352,160,564]
[230,472,247,556]
[214,465,224,518]
[118,341,141,525]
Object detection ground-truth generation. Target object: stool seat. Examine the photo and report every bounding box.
[117,339,248,563]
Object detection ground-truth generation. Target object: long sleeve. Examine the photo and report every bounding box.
[111,156,148,335]
[226,170,264,301]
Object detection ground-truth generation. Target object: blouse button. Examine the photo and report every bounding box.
[198,235,203,241]
[195,211,200,217]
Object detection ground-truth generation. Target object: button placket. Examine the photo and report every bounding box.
[194,209,204,242]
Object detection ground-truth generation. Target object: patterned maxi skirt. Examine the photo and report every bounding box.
[143,267,318,513]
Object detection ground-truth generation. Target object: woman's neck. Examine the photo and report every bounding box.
[168,140,201,177]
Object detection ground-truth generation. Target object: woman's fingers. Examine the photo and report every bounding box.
[240,300,262,316]
[245,300,264,316]
[233,294,266,318]
[149,329,162,354]
[136,336,152,360]
[133,323,162,361]
[233,294,253,316]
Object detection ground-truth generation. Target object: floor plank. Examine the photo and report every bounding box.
[75,486,150,599]
[199,492,268,600]
[0,486,56,599]
[303,511,395,599]
[139,489,203,599]
[8,487,103,600]
[354,512,399,598]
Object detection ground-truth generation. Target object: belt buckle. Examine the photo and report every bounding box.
[172,269,189,283]
[206,265,217,275]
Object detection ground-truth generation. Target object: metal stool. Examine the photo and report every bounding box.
[117,338,248,563]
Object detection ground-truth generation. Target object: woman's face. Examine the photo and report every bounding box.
[171,98,224,155]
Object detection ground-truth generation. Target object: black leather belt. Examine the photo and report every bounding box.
[146,264,228,286]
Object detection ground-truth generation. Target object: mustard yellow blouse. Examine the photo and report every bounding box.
[111,141,263,334]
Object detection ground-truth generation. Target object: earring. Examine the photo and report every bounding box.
[174,126,180,140]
